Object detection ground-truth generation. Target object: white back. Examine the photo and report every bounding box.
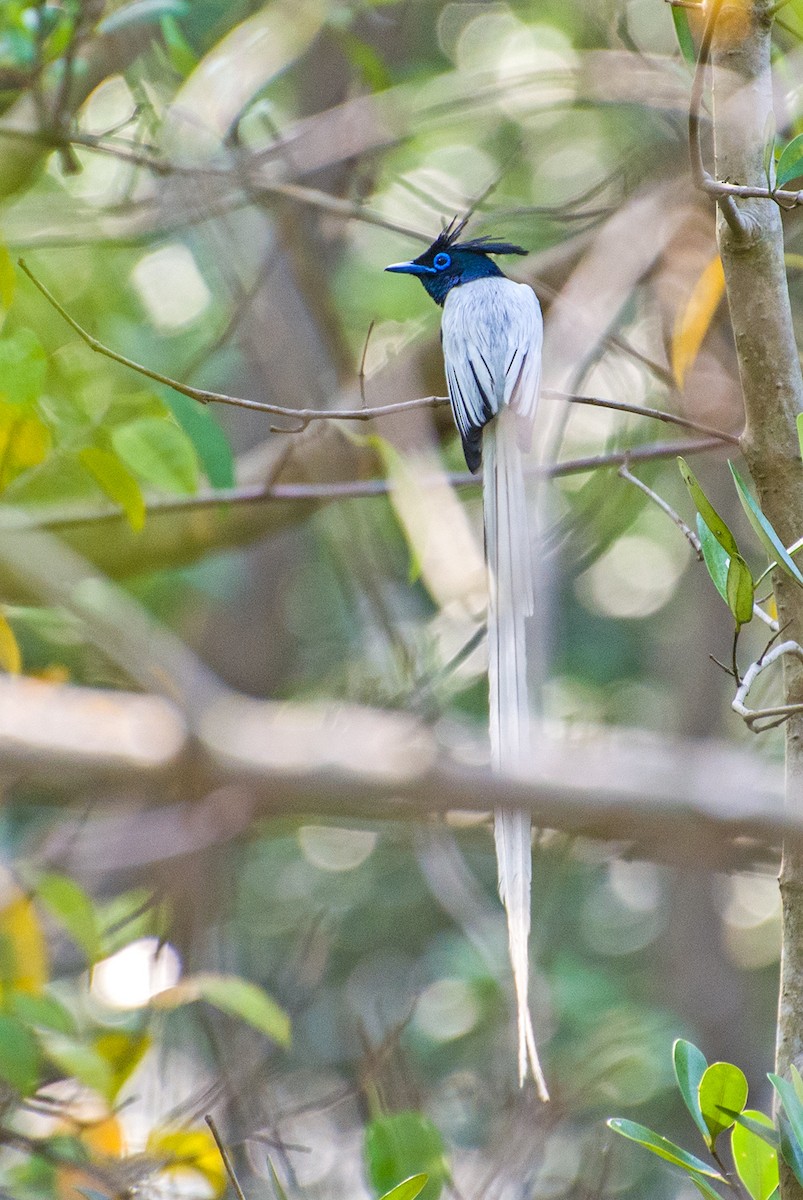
[441,276,543,451]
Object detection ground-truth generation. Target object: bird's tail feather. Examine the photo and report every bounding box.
[483,410,549,1100]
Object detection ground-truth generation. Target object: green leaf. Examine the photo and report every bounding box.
[729,462,803,587]
[730,1110,780,1150]
[606,1119,725,1180]
[690,1177,728,1200]
[674,1039,709,1141]
[0,1013,41,1093]
[795,412,803,472]
[79,447,146,532]
[678,458,739,556]
[2,449,102,507]
[35,872,102,963]
[379,1175,430,1200]
[267,1158,289,1200]
[161,389,234,488]
[777,133,803,187]
[337,30,392,90]
[778,1111,803,1188]
[0,329,47,406]
[196,974,290,1045]
[732,1110,779,1200]
[365,1112,450,1200]
[42,11,75,61]
[10,991,77,1036]
[698,514,730,603]
[45,1134,88,1165]
[39,1032,114,1095]
[153,973,291,1047]
[111,416,200,495]
[699,1062,748,1148]
[792,1065,803,1106]
[726,553,754,627]
[160,13,198,75]
[670,4,697,65]
[770,1073,803,1149]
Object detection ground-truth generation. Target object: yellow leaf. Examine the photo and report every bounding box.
[0,612,21,674]
[11,414,51,469]
[0,245,15,312]
[147,1127,227,1197]
[94,1029,151,1098]
[0,407,52,491]
[33,665,70,683]
[79,446,146,532]
[671,255,725,388]
[80,1113,125,1157]
[0,893,48,993]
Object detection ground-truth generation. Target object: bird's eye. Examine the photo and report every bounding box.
[433,252,451,270]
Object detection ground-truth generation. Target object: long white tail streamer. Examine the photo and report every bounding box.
[483,408,549,1100]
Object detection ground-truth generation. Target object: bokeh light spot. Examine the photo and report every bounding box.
[91,938,181,1009]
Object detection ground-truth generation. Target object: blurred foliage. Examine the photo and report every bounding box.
[608,1039,803,1200]
[0,867,285,1198]
[0,0,797,1199]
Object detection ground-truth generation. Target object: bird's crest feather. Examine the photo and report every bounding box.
[431,216,527,258]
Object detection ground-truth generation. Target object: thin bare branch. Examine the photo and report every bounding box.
[689,0,724,191]
[27,436,729,538]
[605,331,678,390]
[21,258,738,451]
[688,0,803,218]
[733,640,803,731]
[558,389,740,444]
[618,462,702,557]
[55,128,614,238]
[206,1115,249,1200]
[359,321,375,410]
[690,0,755,236]
[19,258,444,423]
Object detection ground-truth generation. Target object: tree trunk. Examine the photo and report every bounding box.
[712,4,803,1196]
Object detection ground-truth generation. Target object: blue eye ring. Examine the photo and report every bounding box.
[433,252,451,270]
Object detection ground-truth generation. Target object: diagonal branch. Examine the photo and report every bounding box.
[20,259,738,444]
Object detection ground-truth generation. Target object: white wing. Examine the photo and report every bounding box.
[442,278,542,467]
[502,282,542,444]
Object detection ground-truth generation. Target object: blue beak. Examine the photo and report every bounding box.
[385,261,432,275]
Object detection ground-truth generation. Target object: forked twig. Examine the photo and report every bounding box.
[732,640,803,731]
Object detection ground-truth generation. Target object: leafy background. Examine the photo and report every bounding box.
[0,0,799,1198]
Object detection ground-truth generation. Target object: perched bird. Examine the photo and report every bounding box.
[386,217,547,1098]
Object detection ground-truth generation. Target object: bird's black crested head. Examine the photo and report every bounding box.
[385,216,528,306]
